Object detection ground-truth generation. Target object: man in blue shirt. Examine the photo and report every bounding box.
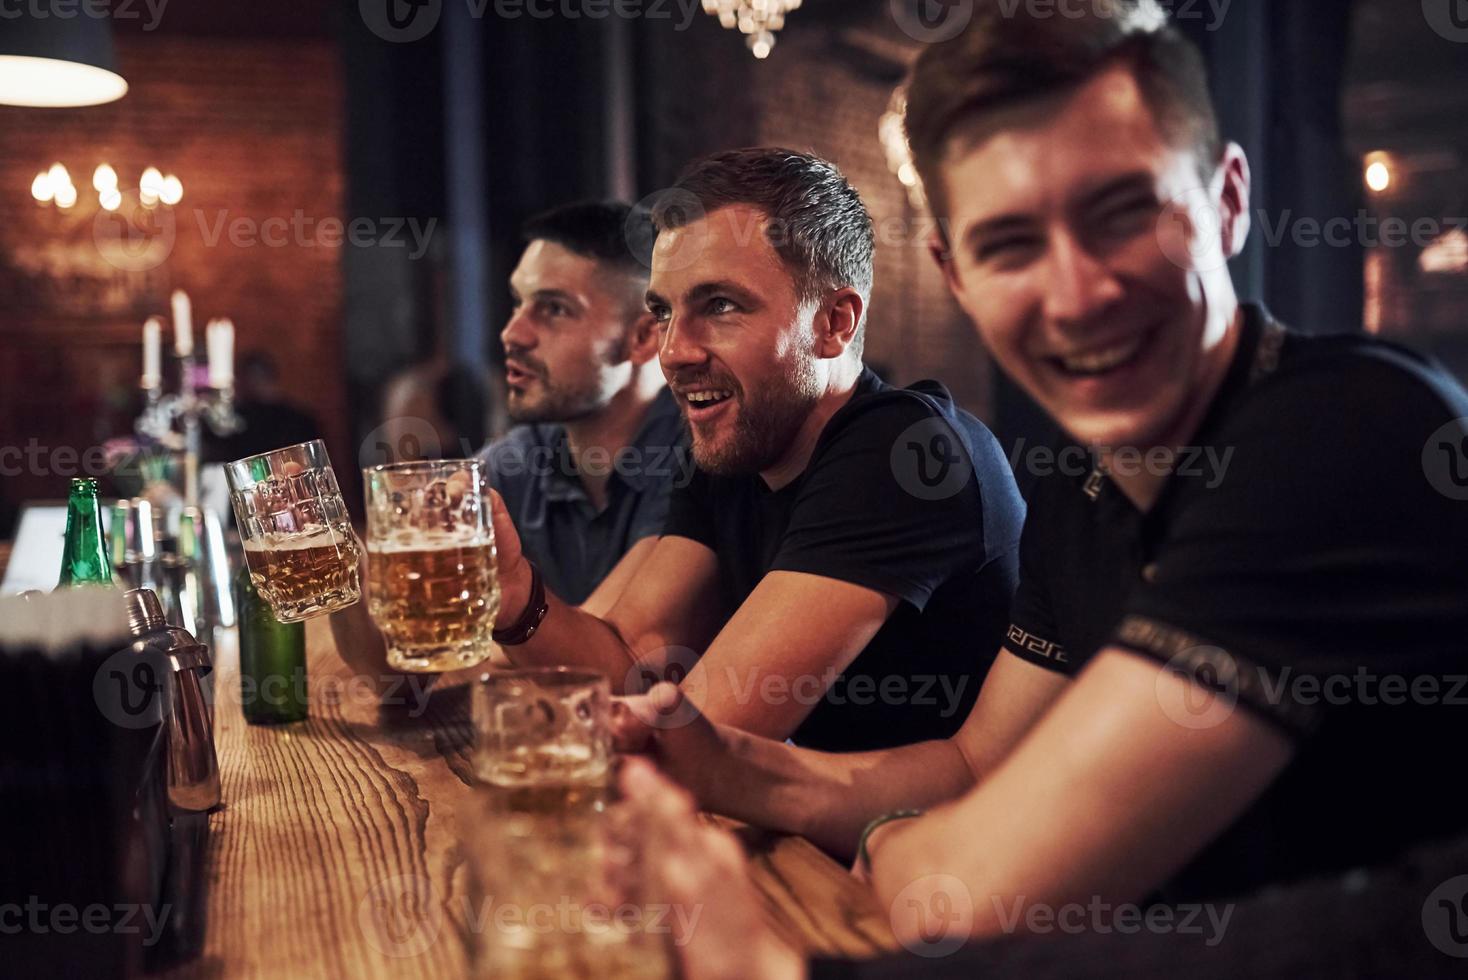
[331,201,687,675]
[481,201,689,612]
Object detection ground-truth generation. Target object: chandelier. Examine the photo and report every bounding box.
[31,162,183,211]
[702,0,803,59]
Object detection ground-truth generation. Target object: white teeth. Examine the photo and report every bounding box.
[1059,336,1143,375]
[685,390,732,404]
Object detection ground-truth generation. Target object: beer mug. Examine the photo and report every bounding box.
[471,668,611,796]
[468,668,672,980]
[225,440,361,623]
[363,459,499,672]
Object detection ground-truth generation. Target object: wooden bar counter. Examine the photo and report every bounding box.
[162,622,897,978]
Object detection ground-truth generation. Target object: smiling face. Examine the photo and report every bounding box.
[647,204,823,476]
[936,64,1245,452]
[500,239,648,424]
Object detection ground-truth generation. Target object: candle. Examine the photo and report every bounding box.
[142,317,162,388]
[207,318,234,389]
[171,289,194,356]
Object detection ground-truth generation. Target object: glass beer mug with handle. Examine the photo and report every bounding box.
[225,439,362,622]
[363,459,500,672]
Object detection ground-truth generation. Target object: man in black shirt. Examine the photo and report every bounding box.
[489,148,1025,751]
[612,2,1468,976]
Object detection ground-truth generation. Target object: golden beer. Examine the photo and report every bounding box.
[367,531,499,672]
[241,521,361,622]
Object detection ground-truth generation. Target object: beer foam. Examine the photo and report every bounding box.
[367,529,493,554]
[242,523,356,552]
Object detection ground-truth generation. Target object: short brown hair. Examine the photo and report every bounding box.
[654,147,875,353]
[905,0,1221,221]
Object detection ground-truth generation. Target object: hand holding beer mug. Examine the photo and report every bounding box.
[364,459,499,672]
[226,440,362,622]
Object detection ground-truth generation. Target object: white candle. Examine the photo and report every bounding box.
[171,289,194,356]
[208,318,235,388]
[142,317,162,388]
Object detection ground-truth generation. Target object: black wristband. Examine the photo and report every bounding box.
[492,561,549,646]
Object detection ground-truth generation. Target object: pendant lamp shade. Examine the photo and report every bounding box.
[0,12,128,107]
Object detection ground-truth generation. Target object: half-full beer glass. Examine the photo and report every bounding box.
[225,440,361,622]
[364,459,499,672]
[468,669,671,979]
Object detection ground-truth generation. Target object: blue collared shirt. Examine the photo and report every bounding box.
[479,388,689,604]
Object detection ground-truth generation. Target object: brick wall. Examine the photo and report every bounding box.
[638,13,996,420]
[0,33,346,525]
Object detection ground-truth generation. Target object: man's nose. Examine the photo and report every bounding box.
[1041,230,1124,330]
[658,315,708,374]
[501,309,536,352]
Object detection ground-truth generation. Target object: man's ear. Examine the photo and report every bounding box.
[929,228,967,303]
[1215,142,1252,261]
[815,288,864,358]
[625,309,661,366]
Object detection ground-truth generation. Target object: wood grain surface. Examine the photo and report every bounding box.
[162,621,897,978]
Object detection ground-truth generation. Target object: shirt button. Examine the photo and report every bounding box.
[1141,563,1159,583]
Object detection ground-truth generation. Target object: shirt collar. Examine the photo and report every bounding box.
[534,387,686,500]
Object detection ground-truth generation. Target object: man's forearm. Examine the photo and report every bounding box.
[498,590,645,688]
[693,728,977,859]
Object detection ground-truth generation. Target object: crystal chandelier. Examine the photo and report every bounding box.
[702,0,803,59]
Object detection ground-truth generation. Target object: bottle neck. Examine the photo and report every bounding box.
[58,486,113,588]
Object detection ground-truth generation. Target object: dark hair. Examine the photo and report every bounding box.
[654,147,875,346]
[905,0,1221,220]
[521,199,654,277]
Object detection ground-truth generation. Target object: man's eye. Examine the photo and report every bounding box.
[707,297,737,316]
[1098,197,1157,236]
[649,305,671,324]
[976,237,1040,264]
[541,301,571,318]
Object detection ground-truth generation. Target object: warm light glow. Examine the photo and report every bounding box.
[160,174,183,206]
[48,162,69,188]
[30,172,52,203]
[140,166,164,196]
[1420,228,1468,275]
[1365,158,1392,194]
[54,183,78,209]
[99,187,122,211]
[705,1,800,57]
[0,55,127,108]
[93,163,118,192]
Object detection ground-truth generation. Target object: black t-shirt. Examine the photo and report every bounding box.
[1003,304,1468,901]
[664,368,1026,752]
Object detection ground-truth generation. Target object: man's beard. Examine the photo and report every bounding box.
[506,370,603,426]
[688,361,821,477]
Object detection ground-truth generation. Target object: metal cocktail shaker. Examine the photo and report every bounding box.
[122,588,222,813]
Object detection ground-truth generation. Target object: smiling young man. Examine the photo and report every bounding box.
[613,2,1468,976]
[488,148,1026,751]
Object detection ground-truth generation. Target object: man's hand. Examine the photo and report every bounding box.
[615,760,806,980]
[487,488,533,629]
[612,682,728,806]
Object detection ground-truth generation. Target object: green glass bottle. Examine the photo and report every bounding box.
[234,563,308,724]
[57,477,115,588]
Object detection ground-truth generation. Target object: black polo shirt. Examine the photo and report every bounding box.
[1004,304,1468,901]
[664,368,1026,752]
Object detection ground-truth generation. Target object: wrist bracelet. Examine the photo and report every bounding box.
[856,809,923,868]
[492,561,548,646]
